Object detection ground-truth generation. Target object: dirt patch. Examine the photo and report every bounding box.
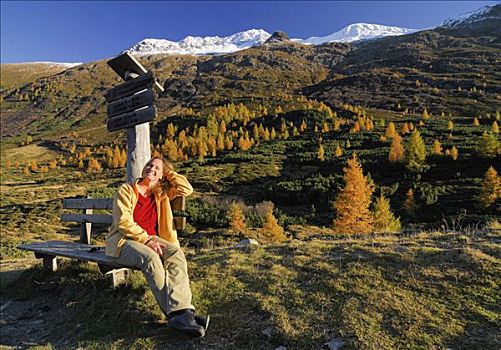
[0,259,37,289]
[0,295,66,349]
[0,258,63,349]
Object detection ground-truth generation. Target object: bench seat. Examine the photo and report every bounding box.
[18,196,186,287]
[17,240,134,269]
[18,240,138,286]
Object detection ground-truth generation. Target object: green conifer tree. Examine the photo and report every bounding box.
[478,132,500,158]
[372,194,401,232]
[406,129,427,171]
[476,166,501,209]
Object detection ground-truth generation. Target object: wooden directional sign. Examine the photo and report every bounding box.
[107,105,157,132]
[104,72,158,132]
[104,71,156,103]
[107,52,164,93]
[105,52,162,181]
[107,88,156,118]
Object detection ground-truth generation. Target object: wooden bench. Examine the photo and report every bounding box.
[18,197,187,287]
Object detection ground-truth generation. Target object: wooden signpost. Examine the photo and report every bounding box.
[107,88,156,118]
[105,53,164,182]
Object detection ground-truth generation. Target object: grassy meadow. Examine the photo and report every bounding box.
[1,100,500,349]
[1,232,500,349]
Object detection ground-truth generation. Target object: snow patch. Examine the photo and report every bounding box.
[301,23,418,45]
[124,29,271,56]
[4,62,82,68]
[440,5,499,28]
[124,24,420,56]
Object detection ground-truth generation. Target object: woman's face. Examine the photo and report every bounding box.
[142,158,164,183]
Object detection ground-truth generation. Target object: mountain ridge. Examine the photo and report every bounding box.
[124,23,420,56]
[440,4,500,28]
[302,23,417,45]
[1,4,499,138]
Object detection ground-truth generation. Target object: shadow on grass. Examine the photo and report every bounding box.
[2,238,499,349]
[221,241,500,349]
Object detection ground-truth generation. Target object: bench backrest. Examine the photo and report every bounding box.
[61,197,186,244]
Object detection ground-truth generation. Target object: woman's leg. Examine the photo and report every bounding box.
[157,237,194,314]
[113,239,170,316]
[113,239,194,316]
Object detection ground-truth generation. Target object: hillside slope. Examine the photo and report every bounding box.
[305,29,501,115]
[0,7,500,139]
[0,62,81,90]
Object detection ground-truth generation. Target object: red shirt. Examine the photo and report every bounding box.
[133,193,158,236]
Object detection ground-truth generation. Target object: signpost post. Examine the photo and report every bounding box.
[105,53,164,182]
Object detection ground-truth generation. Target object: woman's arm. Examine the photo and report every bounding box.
[165,171,194,200]
[113,184,151,244]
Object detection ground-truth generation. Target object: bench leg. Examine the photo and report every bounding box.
[99,264,129,288]
[105,268,129,288]
[35,253,57,272]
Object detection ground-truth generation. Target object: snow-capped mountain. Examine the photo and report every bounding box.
[301,23,418,45]
[440,4,500,28]
[124,29,271,56]
[124,23,419,56]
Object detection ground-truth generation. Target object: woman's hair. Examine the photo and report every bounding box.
[143,156,174,198]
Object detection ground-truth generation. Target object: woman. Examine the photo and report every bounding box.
[105,157,207,337]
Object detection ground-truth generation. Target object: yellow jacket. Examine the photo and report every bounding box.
[105,171,193,258]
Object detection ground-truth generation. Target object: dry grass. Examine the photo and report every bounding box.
[1,143,59,164]
[1,232,499,349]
[0,62,71,89]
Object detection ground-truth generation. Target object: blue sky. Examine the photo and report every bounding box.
[1,1,498,63]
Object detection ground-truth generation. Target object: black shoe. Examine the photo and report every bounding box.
[168,310,205,338]
[195,314,210,331]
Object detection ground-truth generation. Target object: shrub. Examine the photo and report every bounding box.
[186,198,229,229]
[87,186,119,199]
[418,184,447,206]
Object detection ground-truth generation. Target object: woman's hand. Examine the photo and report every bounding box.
[146,239,167,256]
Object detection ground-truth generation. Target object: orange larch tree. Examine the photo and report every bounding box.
[317,144,325,161]
[385,122,397,138]
[388,133,405,163]
[228,202,246,233]
[332,154,375,234]
[476,166,501,209]
[492,121,499,134]
[403,188,416,216]
[260,207,287,242]
[335,144,343,157]
[406,129,427,172]
[432,139,443,155]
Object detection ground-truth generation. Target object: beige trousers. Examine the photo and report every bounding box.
[113,237,194,316]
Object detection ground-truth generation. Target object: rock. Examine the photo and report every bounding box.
[0,300,12,312]
[275,346,287,350]
[265,31,289,44]
[261,326,273,338]
[235,238,259,248]
[39,305,51,312]
[324,338,346,350]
